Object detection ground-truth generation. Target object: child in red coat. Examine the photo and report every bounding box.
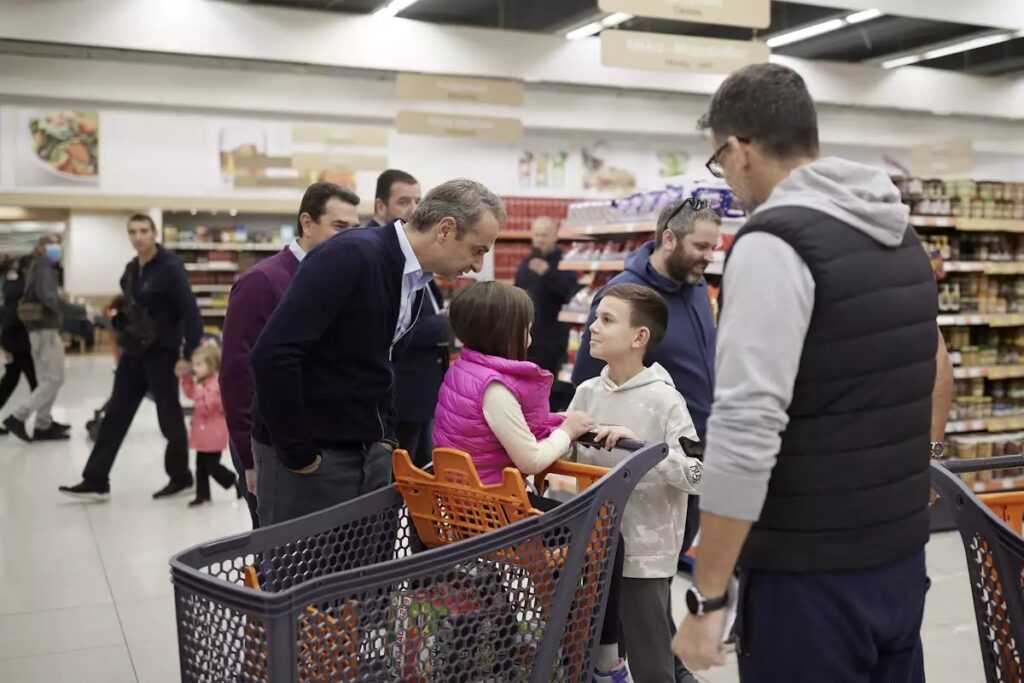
[181,343,236,507]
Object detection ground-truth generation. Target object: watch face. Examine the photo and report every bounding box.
[685,587,701,615]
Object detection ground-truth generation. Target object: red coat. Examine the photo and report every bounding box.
[182,373,229,453]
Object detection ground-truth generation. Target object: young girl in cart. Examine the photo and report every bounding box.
[432,280,632,683]
[181,342,238,507]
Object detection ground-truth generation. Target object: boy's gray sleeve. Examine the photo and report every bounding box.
[701,232,814,521]
[654,401,703,492]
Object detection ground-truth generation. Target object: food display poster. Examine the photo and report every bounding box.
[15,109,100,187]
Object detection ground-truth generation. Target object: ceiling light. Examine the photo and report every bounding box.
[766,19,846,48]
[881,54,923,69]
[565,12,632,39]
[845,8,883,24]
[373,0,419,18]
[881,29,1024,69]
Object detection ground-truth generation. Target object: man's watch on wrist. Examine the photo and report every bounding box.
[930,441,946,459]
[685,585,728,617]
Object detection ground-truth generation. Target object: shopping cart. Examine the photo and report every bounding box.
[169,438,666,682]
[931,455,1024,682]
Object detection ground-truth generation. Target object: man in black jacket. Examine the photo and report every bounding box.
[514,216,578,407]
[250,178,502,525]
[60,214,203,501]
[674,64,953,681]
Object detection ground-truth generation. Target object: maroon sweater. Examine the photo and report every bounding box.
[220,247,299,469]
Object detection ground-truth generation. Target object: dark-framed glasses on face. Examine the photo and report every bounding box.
[705,137,750,179]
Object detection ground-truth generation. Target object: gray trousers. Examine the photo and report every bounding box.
[13,329,64,430]
[252,439,391,526]
[621,577,675,683]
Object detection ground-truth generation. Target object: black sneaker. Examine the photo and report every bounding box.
[33,424,71,441]
[4,416,30,442]
[188,497,210,507]
[51,421,71,432]
[58,480,110,502]
[153,478,193,499]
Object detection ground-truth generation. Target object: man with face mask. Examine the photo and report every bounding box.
[4,234,84,441]
[572,199,720,683]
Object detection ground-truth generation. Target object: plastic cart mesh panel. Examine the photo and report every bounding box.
[171,443,664,682]
[931,461,1024,682]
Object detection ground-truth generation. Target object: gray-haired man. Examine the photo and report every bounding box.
[250,178,503,525]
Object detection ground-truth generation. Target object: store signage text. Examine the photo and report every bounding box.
[602,30,769,74]
[397,73,524,106]
[396,111,523,143]
[599,0,770,29]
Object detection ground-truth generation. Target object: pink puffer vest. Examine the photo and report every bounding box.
[433,348,565,484]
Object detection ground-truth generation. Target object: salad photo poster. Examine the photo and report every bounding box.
[15,108,100,187]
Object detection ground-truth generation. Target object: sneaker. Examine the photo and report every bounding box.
[58,480,110,502]
[592,659,633,683]
[51,421,71,432]
[153,478,193,499]
[4,416,30,442]
[188,497,210,507]
[32,424,71,441]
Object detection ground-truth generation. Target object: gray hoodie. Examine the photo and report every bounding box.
[701,157,913,522]
[569,363,702,578]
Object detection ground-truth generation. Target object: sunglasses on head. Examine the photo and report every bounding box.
[663,197,711,226]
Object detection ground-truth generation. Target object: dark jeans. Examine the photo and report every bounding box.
[396,420,433,469]
[82,349,190,487]
[228,439,259,528]
[0,350,37,409]
[529,493,623,647]
[737,550,928,683]
[252,439,392,526]
[527,343,572,411]
[194,450,236,500]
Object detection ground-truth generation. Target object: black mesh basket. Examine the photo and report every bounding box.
[170,441,667,682]
[931,456,1024,683]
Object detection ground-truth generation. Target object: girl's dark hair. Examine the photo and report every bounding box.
[449,281,534,361]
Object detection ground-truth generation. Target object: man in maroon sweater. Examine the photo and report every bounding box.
[220,182,360,527]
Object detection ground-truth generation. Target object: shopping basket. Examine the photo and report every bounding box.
[931,455,1024,682]
[169,438,667,682]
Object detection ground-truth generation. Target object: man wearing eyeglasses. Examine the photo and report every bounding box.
[572,196,721,683]
[674,63,950,683]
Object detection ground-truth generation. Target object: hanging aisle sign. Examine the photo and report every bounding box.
[396,111,523,143]
[599,0,771,29]
[602,30,769,75]
[397,73,525,107]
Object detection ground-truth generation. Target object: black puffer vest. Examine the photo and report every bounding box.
[723,206,937,572]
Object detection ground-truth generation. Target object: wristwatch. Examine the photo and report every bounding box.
[685,585,728,617]
[930,441,946,459]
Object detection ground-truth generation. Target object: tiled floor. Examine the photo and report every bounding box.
[0,356,988,682]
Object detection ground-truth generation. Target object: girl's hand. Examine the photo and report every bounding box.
[559,411,597,441]
[593,425,639,450]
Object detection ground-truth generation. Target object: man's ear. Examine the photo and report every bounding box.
[374,198,386,216]
[436,216,457,241]
[733,136,754,172]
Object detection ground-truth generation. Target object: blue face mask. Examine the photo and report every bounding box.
[44,243,62,264]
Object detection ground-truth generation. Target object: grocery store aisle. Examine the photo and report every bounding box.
[0,357,987,682]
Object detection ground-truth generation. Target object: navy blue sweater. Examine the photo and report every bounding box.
[571,242,716,439]
[121,246,203,358]
[251,224,417,469]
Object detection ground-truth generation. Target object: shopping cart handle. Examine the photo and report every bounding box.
[577,432,646,452]
[940,454,1024,474]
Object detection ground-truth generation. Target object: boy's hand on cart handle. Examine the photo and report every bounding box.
[290,454,322,475]
[593,425,639,450]
[245,468,256,493]
[560,411,597,441]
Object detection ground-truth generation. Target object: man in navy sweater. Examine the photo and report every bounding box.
[250,178,503,525]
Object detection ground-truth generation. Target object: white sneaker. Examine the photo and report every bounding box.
[592,658,633,683]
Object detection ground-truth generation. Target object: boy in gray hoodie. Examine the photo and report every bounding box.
[569,283,704,683]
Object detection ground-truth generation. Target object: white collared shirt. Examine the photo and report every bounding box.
[288,239,307,263]
[393,220,433,343]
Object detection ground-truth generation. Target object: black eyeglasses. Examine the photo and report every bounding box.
[663,197,711,226]
[706,137,749,179]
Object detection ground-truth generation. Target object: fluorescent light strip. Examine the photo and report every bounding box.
[765,8,883,49]
[565,12,632,40]
[373,0,420,18]
[882,29,1024,69]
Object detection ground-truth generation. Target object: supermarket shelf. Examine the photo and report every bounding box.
[200,308,227,317]
[953,365,1024,380]
[558,310,589,325]
[191,284,233,293]
[911,216,1024,232]
[558,215,746,239]
[974,476,1024,493]
[937,313,1024,327]
[165,242,282,252]
[497,231,532,240]
[943,261,1024,274]
[947,415,1024,434]
[185,263,239,272]
[558,260,625,272]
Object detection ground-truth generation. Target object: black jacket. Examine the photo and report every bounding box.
[394,281,449,423]
[251,222,423,469]
[0,277,30,353]
[120,246,203,359]
[514,249,578,349]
